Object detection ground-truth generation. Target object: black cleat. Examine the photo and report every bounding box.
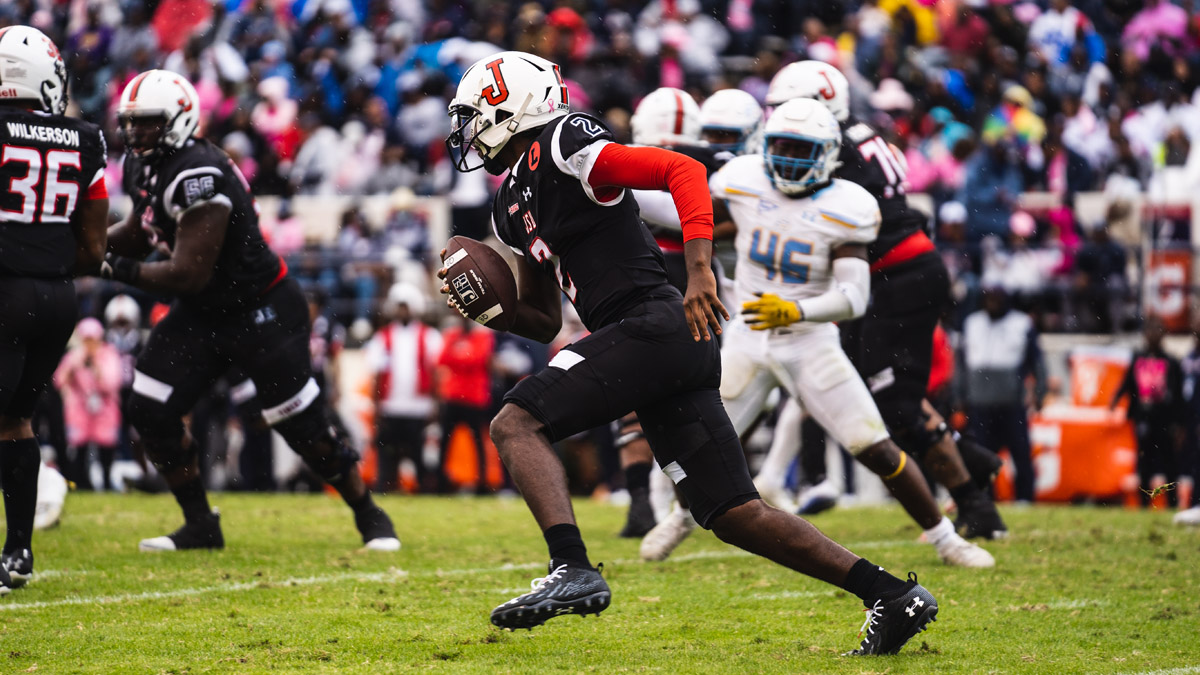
[0,562,11,596]
[490,560,611,630]
[2,549,33,589]
[619,488,656,538]
[847,572,938,655]
[355,504,401,551]
[139,511,225,552]
[955,493,1009,540]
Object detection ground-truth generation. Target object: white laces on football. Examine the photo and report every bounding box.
[858,599,884,638]
[529,564,569,592]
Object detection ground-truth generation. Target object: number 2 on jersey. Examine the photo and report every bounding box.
[1,145,81,224]
[530,237,578,301]
[749,229,811,284]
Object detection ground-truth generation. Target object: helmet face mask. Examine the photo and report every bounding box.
[698,88,763,155]
[446,51,570,175]
[762,98,841,197]
[117,70,201,162]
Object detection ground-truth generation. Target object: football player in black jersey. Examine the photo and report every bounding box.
[440,51,938,655]
[101,70,399,553]
[0,26,109,594]
[766,61,1007,539]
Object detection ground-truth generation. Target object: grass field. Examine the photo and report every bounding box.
[1,493,1198,674]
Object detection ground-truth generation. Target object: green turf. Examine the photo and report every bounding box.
[1,493,1198,674]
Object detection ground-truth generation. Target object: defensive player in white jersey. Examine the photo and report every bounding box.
[639,99,993,568]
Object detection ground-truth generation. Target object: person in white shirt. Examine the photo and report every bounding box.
[365,283,442,493]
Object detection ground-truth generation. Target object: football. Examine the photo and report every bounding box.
[443,235,519,332]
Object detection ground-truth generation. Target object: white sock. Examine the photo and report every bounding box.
[756,397,804,487]
[923,516,955,546]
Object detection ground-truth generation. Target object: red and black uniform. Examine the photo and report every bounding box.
[123,139,322,438]
[643,144,731,293]
[491,112,756,527]
[0,107,107,418]
[835,117,949,449]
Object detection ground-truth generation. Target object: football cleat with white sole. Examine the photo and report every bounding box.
[0,564,11,596]
[1174,506,1200,526]
[753,478,797,512]
[639,505,696,562]
[139,511,224,552]
[490,559,610,630]
[796,479,839,515]
[935,533,995,568]
[355,504,401,551]
[954,492,1008,540]
[847,572,938,655]
[2,549,33,589]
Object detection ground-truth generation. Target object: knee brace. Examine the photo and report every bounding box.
[271,406,359,483]
[127,394,191,473]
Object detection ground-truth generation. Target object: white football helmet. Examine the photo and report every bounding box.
[699,89,763,155]
[0,26,68,114]
[446,51,570,174]
[762,98,841,196]
[765,60,850,122]
[117,70,201,158]
[104,294,141,327]
[631,87,701,147]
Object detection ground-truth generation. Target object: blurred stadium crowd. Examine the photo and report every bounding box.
[6,0,1200,499]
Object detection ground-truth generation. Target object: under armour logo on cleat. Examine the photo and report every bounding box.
[906,598,925,617]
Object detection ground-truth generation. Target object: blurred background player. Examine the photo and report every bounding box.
[0,26,109,593]
[366,282,441,493]
[759,61,1008,540]
[53,317,122,491]
[442,52,938,655]
[641,99,993,569]
[102,70,398,553]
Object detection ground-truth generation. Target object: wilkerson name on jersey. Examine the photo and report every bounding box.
[711,153,880,327]
[0,108,107,278]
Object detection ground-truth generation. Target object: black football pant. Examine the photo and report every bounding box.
[0,277,76,419]
[376,415,428,493]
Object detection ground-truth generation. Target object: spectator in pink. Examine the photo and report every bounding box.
[252,76,298,159]
[1122,0,1189,61]
[54,318,123,492]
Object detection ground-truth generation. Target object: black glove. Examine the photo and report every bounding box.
[100,252,141,284]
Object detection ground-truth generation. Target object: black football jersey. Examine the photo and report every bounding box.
[491,112,679,332]
[0,108,107,278]
[124,139,281,312]
[837,117,929,264]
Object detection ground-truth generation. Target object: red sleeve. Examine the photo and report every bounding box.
[587,143,714,242]
[87,174,108,200]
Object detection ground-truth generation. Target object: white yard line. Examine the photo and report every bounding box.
[1120,667,1200,675]
[0,539,918,611]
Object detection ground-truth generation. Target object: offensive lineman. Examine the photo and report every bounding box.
[101,70,398,552]
[0,26,109,593]
[639,99,993,568]
[440,50,938,655]
[761,61,1007,539]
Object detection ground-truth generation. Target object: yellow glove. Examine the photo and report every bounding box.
[741,293,801,330]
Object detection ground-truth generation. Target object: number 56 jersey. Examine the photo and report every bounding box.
[710,154,880,324]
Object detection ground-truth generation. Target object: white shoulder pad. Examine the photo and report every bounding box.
[817,180,880,245]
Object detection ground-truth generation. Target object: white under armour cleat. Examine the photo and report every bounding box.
[796,479,839,515]
[1174,506,1200,526]
[640,505,696,562]
[753,478,797,513]
[934,533,995,568]
[33,463,68,531]
[364,537,402,552]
